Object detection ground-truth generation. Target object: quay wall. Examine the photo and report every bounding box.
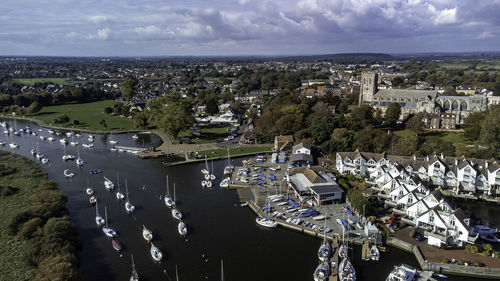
[387,237,500,279]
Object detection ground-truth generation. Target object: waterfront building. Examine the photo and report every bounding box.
[291,143,313,167]
[334,151,500,247]
[335,151,500,196]
[287,166,344,205]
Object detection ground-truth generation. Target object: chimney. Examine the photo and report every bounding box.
[413,154,417,161]
[485,161,488,169]
[454,158,458,166]
[426,155,429,161]
[440,153,444,160]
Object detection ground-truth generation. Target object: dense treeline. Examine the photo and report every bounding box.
[0,85,115,115]
[0,151,79,281]
[255,92,499,159]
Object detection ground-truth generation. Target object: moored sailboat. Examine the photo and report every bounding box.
[102,206,117,238]
[95,201,105,227]
[150,243,163,262]
[130,254,139,281]
[338,257,356,281]
[124,180,135,214]
[313,261,330,281]
[142,225,153,243]
[104,176,115,191]
[178,221,187,236]
[370,244,380,261]
[164,175,175,208]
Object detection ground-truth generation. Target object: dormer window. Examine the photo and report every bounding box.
[464,167,471,173]
[434,162,440,169]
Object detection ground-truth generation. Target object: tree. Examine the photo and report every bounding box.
[406,113,426,134]
[392,77,404,88]
[385,103,401,126]
[349,105,374,130]
[104,107,112,114]
[149,95,194,139]
[463,112,486,141]
[309,117,334,145]
[442,87,458,96]
[53,115,69,124]
[479,105,500,151]
[133,112,149,128]
[120,79,136,100]
[205,96,219,115]
[27,101,42,114]
[99,119,107,129]
[494,82,500,96]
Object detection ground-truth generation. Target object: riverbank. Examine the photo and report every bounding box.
[0,151,79,280]
[1,114,144,134]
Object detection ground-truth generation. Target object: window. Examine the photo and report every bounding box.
[429,213,434,223]
[464,166,471,174]
[450,218,455,226]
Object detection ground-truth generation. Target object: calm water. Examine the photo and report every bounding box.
[0,119,486,281]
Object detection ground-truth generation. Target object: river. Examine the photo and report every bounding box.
[0,118,488,281]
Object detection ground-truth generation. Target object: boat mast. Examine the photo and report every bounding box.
[166,175,169,196]
[105,206,108,227]
[176,265,179,281]
[220,259,224,281]
[173,182,176,203]
[125,179,129,203]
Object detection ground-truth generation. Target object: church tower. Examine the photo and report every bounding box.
[358,71,378,106]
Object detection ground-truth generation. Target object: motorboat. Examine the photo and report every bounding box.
[313,261,330,281]
[70,141,78,146]
[109,134,117,145]
[102,206,117,238]
[142,225,153,242]
[41,158,49,164]
[59,138,68,145]
[86,187,94,196]
[104,177,115,191]
[88,135,94,142]
[48,129,55,134]
[178,221,188,236]
[201,168,209,175]
[471,225,498,236]
[150,243,163,262]
[201,180,208,188]
[205,180,212,188]
[338,257,356,281]
[30,149,37,156]
[480,232,500,243]
[89,195,97,205]
[132,134,139,139]
[47,136,55,142]
[370,245,380,261]
[219,177,230,188]
[112,239,122,252]
[76,158,84,166]
[386,264,417,281]
[36,153,43,160]
[66,132,74,138]
[172,208,182,220]
[256,217,278,228]
[89,169,102,175]
[75,133,82,138]
[9,142,18,149]
[63,169,74,178]
[39,135,46,140]
[95,202,105,227]
[130,254,139,281]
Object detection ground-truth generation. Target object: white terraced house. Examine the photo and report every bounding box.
[335,150,500,196]
[333,151,499,247]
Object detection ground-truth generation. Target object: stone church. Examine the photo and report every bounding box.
[358,71,489,124]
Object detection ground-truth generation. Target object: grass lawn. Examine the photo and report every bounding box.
[192,146,272,159]
[11,77,71,86]
[29,100,135,131]
[0,152,47,280]
[394,129,471,144]
[178,125,232,143]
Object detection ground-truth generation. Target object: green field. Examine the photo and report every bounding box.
[30,100,135,130]
[192,146,272,159]
[178,125,233,143]
[11,77,71,86]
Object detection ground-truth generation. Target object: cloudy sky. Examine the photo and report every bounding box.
[1,0,499,56]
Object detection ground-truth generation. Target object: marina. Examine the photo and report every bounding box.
[0,118,495,281]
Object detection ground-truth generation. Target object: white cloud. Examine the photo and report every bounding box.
[88,15,112,24]
[87,27,111,40]
[433,8,457,25]
[177,22,214,38]
[475,31,493,39]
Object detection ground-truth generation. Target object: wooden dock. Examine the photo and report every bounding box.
[361,240,370,261]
